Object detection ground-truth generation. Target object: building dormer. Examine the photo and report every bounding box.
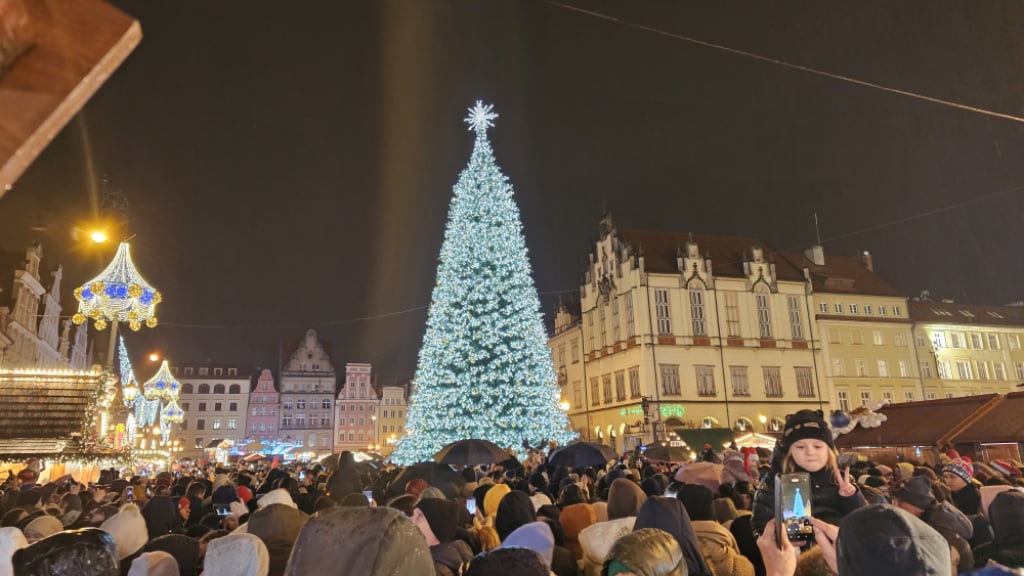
[743,245,777,291]
[678,239,713,289]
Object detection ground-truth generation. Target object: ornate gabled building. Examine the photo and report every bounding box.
[246,368,281,444]
[279,329,337,455]
[334,363,378,454]
[0,244,89,370]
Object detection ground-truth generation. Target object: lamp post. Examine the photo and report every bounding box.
[758,414,767,433]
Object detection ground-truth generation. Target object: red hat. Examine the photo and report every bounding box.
[405,478,430,497]
[991,459,1021,479]
[942,458,974,484]
[16,468,38,483]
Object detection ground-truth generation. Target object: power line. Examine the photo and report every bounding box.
[547,1,1024,125]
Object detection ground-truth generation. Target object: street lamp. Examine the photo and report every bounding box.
[758,414,767,432]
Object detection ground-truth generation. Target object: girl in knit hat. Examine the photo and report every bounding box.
[751,410,866,537]
[941,458,981,515]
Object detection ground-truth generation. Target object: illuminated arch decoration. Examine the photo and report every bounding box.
[142,360,180,400]
[71,242,162,331]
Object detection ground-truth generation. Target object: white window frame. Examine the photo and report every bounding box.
[832,358,846,377]
[654,289,672,335]
[689,289,706,337]
[795,367,815,398]
[756,292,772,339]
[877,360,889,377]
[904,391,914,402]
[837,391,850,412]
[987,334,1000,350]
[873,330,884,346]
[624,293,636,338]
[763,366,783,398]
[860,391,871,406]
[730,366,750,397]
[695,365,716,397]
[899,360,910,378]
[660,364,681,395]
[787,296,803,340]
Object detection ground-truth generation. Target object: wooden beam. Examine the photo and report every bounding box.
[0,0,140,198]
[936,394,1004,449]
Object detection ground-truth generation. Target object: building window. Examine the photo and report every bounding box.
[904,391,914,402]
[624,293,636,338]
[557,344,566,368]
[182,403,190,412]
[756,292,772,339]
[763,367,782,398]
[787,296,803,340]
[834,303,843,314]
[590,378,600,406]
[322,399,331,409]
[877,360,889,377]
[926,392,936,400]
[795,367,814,397]
[587,312,595,352]
[879,306,887,316]
[987,334,1000,349]
[628,366,641,398]
[708,291,735,338]
[229,384,241,394]
[214,402,222,412]
[818,303,828,313]
[690,289,706,336]
[838,391,850,412]
[602,374,613,404]
[1014,362,1024,380]
[297,399,306,410]
[695,366,716,397]
[1009,335,1021,351]
[872,331,884,346]
[970,333,984,349]
[894,331,907,346]
[660,365,681,396]
[198,402,207,412]
[185,367,194,376]
[977,362,990,380]
[571,338,581,363]
[199,367,209,376]
[654,289,672,335]
[994,362,1006,380]
[339,405,345,412]
[932,332,947,349]
[212,419,221,430]
[855,359,868,376]
[832,358,845,377]
[179,421,188,431]
[228,418,237,430]
[194,438,203,449]
[829,328,842,344]
[956,360,973,380]
[229,402,238,411]
[228,368,237,376]
[196,419,205,430]
[849,304,858,314]
[198,384,209,394]
[611,297,621,343]
[730,366,750,397]
[573,381,582,407]
[214,367,223,376]
[882,391,894,403]
[599,303,607,349]
[251,423,257,433]
[851,329,863,345]
[182,383,194,394]
[282,415,292,427]
[863,304,872,315]
[899,360,910,378]
[615,371,626,401]
[860,391,871,406]
[937,360,952,380]
[893,306,901,317]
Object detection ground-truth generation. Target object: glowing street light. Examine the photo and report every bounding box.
[90,230,108,244]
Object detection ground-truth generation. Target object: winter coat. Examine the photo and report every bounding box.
[751,466,867,535]
[578,517,634,576]
[284,506,434,576]
[634,496,713,576]
[836,504,950,576]
[692,519,755,576]
[920,501,974,573]
[430,539,473,576]
[950,482,981,515]
[140,496,184,540]
[974,490,1024,569]
[551,544,580,576]
[327,456,361,503]
[559,503,596,560]
[729,512,765,576]
[246,503,308,576]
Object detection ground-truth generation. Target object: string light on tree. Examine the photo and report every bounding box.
[392,101,576,464]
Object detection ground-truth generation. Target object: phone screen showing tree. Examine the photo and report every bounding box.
[776,473,814,546]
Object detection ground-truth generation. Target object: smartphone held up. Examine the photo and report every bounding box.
[774,472,814,548]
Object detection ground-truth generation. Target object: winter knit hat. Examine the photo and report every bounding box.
[483,483,511,518]
[127,550,179,576]
[21,515,62,543]
[990,459,1021,479]
[415,498,460,543]
[894,476,936,510]
[99,503,148,559]
[942,458,974,484]
[895,462,915,481]
[529,493,551,512]
[0,527,28,576]
[203,533,269,576]
[500,522,554,568]
[837,504,950,576]
[780,410,834,452]
[606,478,646,521]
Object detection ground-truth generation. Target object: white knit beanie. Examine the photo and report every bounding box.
[100,503,148,559]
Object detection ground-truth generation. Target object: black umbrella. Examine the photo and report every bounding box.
[389,462,466,498]
[643,444,690,463]
[434,439,509,467]
[548,442,613,469]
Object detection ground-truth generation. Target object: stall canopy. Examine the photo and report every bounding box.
[952,392,1024,444]
[672,428,735,451]
[835,394,1000,449]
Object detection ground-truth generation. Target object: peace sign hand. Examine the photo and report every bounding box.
[835,466,856,497]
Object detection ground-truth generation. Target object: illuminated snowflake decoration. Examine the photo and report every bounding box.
[464,100,498,133]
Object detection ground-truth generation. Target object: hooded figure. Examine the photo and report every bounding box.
[204,533,269,576]
[13,528,119,576]
[634,497,713,576]
[99,504,148,563]
[284,507,433,576]
[577,478,647,576]
[606,479,646,522]
[975,489,1024,568]
[20,516,61,544]
[464,547,549,576]
[893,475,975,573]
[326,452,361,503]
[126,551,178,576]
[142,534,199,576]
[0,527,28,576]
[140,496,183,540]
[836,504,950,576]
[722,450,754,485]
[246,503,308,576]
[413,499,473,576]
[500,522,555,569]
[495,491,536,542]
[679,485,754,576]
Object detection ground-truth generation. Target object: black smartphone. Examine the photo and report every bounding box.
[774,473,814,548]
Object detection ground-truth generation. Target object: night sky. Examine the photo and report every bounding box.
[1,1,1022,385]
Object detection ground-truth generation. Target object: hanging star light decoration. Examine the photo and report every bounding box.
[465,100,498,133]
[142,360,180,401]
[72,242,162,331]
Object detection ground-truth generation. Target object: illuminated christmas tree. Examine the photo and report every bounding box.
[391,102,576,464]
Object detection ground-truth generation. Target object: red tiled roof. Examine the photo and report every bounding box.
[834,395,998,448]
[778,252,903,297]
[909,300,1024,327]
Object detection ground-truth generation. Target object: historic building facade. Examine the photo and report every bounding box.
[334,363,378,453]
[246,368,280,444]
[0,245,89,370]
[377,385,408,456]
[279,329,336,455]
[171,363,252,460]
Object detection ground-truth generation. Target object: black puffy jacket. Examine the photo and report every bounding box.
[751,466,866,536]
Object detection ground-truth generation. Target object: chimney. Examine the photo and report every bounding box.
[804,245,825,266]
[861,251,874,272]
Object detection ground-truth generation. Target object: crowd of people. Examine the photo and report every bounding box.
[0,409,1022,575]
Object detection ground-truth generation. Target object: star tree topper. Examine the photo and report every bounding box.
[465,100,498,133]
